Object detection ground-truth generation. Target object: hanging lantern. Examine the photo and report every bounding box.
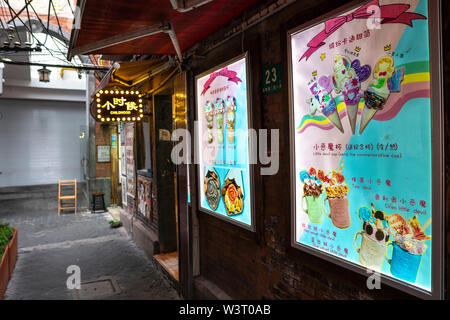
[38,66,51,82]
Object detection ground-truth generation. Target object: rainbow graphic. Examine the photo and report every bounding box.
[296,61,430,134]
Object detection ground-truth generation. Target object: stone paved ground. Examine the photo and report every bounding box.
[2,211,180,300]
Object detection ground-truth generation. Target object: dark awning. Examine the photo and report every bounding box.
[68,0,260,59]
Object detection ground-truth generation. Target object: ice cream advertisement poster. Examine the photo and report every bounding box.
[289,0,434,292]
[195,53,253,230]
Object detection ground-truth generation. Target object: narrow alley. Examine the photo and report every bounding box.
[1,208,179,300]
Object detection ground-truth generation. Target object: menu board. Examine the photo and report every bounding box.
[195,53,254,230]
[289,0,436,295]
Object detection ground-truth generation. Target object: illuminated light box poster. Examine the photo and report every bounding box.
[288,0,437,295]
[195,53,254,231]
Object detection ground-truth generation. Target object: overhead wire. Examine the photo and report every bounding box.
[4,0,22,43]
[0,1,93,69]
[50,0,66,44]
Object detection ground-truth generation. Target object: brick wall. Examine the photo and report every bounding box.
[95,122,111,178]
[189,0,448,300]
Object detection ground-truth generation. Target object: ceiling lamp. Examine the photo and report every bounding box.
[38,66,51,82]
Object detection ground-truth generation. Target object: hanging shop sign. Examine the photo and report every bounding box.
[94,89,144,123]
[262,63,282,95]
[195,53,255,231]
[288,0,443,299]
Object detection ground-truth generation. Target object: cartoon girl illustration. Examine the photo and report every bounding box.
[332,56,370,134]
[359,56,403,134]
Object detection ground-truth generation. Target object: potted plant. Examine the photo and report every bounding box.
[0,223,16,299]
[0,244,9,299]
[8,228,18,279]
[109,220,123,228]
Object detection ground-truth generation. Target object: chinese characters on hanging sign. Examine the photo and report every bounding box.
[95,89,144,122]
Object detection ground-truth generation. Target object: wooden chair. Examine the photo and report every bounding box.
[58,179,77,215]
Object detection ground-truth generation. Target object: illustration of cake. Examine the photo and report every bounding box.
[221,177,244,216]
[225,96,236,143]
[323,160,350,229]
[386,214,431,283]
[204,100,215,143]
[307,75,344,133]
[203,168,220,210]
[300,167,325,223]
[359,56,404,134]
[215,98,225,144]
[332,56,371,134]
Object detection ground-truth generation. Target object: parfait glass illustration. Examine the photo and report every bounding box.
[204,100,215,144]
[215,98,225,144]
[221,169,244,216]
[359,56,404,134]
[323,160,350,229]
[225,96,236,143]
[307,75,344,133]
[300,167,325,224]
[332,56,371,134]
[385,214,431,283]
[203,167,221,210]
[353,204,390,270]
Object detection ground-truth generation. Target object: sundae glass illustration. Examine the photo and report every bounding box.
[203,167,221,210]
[300,167,325,224]
[225,96,236,143]
[204,100,215,143]
[385,214,431,283]
[332,56,371,134]
[221,169,244,216]
[323,160,350,229]
[359,56,404,134]
[353,203,390,270]
[307,75,344,133]
[215,98,225,144]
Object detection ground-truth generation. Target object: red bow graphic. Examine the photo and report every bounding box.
[201,67,242,95]
[299,0,426,61]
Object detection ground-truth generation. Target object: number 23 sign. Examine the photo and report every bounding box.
[262,62,282,95]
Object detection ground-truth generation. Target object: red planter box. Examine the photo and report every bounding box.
[0,245,9,300]
[8,229,18,280]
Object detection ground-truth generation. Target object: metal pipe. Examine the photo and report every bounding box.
[164,23,183,63]
[70,22,171,57]
[169,0,213,12]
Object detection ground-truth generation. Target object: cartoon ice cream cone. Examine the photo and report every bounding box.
[308,75,344,133]
[359,56,403,134]
[204,100,214,143]
[225,96,236,143]
[332,56,371,134]
[215,98,225,144]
